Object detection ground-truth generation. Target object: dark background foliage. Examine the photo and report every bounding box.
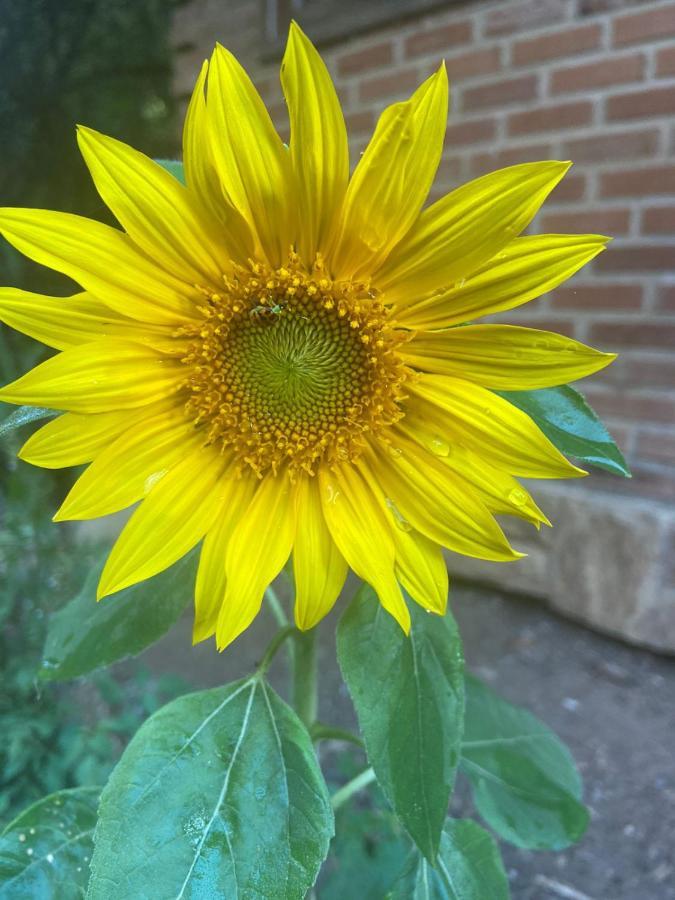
[0,0,183,824]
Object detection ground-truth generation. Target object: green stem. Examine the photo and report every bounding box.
[310,723,364,749]
[292,627,318,730]
[265,582,289,628]
[257,626,296,676]
[331,767,376,811]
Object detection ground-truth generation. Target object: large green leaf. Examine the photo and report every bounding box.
[155,158,185,184]
[0,405,57,440]
[40,548,198,681]
[461,675,589,850]
[388,819,509,900]
[87,677,333,899]
[0,787,99,899]
[498,384,630,477]
[337,585,464,862]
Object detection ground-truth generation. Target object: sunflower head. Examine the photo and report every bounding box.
[0,23,614,649]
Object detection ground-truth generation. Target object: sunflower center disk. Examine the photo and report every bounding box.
[182,254,411,476]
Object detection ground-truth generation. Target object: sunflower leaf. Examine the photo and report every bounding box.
[388,818,510,900]
[155,158,186,184]
[0,405,57,440]
[337,584,464,862]
[497,384,630,477]
[39,547,198,681]
[461,674,589,850]
[87,678,333,900]
[0,787,99,900]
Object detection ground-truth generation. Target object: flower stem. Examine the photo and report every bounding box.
[265,582,289,628]
[331,767,376,811]
[257,626,296,676]
[292,627,318,730]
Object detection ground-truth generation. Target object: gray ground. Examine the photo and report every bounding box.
[144,581,675,900]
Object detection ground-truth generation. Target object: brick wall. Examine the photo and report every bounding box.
[171,0,675,651]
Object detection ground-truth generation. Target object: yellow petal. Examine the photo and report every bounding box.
[217,473,297,650]
[403,324,616,390]
[0,288,173,351]
[328,66,448,279]
[293,475,348,631]
[183,61,256,264]
[97,445,227,599]
[77,126,229,283]
[54,408,201,520]
[19,407,151,469]
[394,234,608,329]
[398,414,550,527]
[410,375,585,479]
[394,528,448,616]
[0,208,196,325]
[281,22,349,264]
[376,162,571,304]
[193,473,257,644]
[0,341,184,413]
[319,463,410,634]
[363,437,520,563]
[206,45,294,267]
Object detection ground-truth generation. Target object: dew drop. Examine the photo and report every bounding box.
[326,484,340,505]
[46,853,54,864]
[26,848,33,856]
[29,828,36,835]
[254,787,266,801]
[386,498,412,532]
[387,445,403,459]
[18,833,26,843]
[508,487,527,507]
[428,436,450,457]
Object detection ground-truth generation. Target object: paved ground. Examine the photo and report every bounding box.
[144,580,675,900]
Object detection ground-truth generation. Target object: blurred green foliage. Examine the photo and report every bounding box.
[0,0,185,824]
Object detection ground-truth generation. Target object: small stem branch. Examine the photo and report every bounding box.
[292,627,318,730]
[310,723,364,749]
[265,582,289,628]
[331,767,376,811]
[257,626,296,676]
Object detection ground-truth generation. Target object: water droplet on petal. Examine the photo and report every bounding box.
[508,487,527,507]
[428,436,450,457]
[386,498,412,532]
[387,445,402,459]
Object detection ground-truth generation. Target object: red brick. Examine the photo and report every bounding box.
[607,86,675,121]
[550,282,644,311]
[582,386,675,424]
[344,109,375,136]
[508,101,593,136]
[512,23,602,65]
[596,244,675,274]
[484,0,566,36]
[589,320,675,349]
[469,142,551,176]
[613,4,675,46]
[657,285,675,314]
[548,172,587,203]
[442,47,501,80]
[404,21,472,58]
[358,68,420,102]
[656,45,675,78]
[600,165,675,197]
[463,74,538,110]
[550,55,645,94]
[609,463,675,503]
[625,355,675,390]
[564,129,659,164]
[642,206,675,235]
[636,429,675,464]
[444,117,496,146]
[337,41,393,77]
[540,208,631,235]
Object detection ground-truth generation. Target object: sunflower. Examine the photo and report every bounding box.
[0,24,614,649]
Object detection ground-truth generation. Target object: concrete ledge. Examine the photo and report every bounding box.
[446,483,675,654]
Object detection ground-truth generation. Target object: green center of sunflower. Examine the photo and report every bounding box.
[181,254,411,476]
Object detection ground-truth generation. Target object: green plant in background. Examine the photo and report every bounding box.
[0,0,180,829]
